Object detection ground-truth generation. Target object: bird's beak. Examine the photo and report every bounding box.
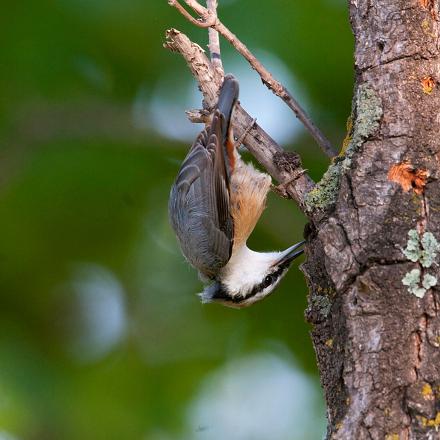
[274,240,305,268]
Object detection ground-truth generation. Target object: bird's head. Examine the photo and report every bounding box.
[199,241,305,308]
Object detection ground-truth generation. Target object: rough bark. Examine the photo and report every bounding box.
[302,1,440,438]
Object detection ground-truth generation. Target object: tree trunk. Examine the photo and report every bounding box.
[302,1,440,438]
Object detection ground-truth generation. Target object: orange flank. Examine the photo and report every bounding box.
[226,137,236,172]
[230,162,272,250]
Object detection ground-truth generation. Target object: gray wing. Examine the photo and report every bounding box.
[169,113,234,279]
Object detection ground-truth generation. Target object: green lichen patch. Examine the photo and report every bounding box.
[352,85,383,143]
[304,162,342,212]
[305,84,382,213]
[340,84,383,169]
[310,294,332,318]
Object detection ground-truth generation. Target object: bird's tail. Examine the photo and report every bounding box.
[217,74,239,142]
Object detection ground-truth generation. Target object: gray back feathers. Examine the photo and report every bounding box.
[169,76,239,279]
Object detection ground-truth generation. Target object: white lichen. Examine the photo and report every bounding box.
[403,229,421,262]
[402,269,426,298]
[401,230,439,298]
[422,273,438,290]
[420,232,440,268]
[403,229,440,267]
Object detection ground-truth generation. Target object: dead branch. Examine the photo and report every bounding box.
[164,28,315,212]
[168,0,337,158]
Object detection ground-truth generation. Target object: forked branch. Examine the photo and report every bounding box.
[168,0,337,158]
[164,29,315,212]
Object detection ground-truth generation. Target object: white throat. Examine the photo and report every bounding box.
[219,245,282,295]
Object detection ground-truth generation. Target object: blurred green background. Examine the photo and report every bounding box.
[0,1,353,439]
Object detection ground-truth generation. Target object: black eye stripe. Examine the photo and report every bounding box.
[248,268,284,297]
[209,267,286,305]
[262,271,281,288]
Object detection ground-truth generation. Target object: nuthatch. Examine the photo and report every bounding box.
[169,74,304,308]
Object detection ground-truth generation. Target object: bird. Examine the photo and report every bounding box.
[169,74,304,308]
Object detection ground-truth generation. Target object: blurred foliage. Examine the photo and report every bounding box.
[0,0,353,439]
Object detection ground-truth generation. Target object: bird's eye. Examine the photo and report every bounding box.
[262,275,273,288]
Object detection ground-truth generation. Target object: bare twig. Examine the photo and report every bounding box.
[169,0,337,158]
[206,0,223,80]
[167,0,214,27]
[164,29,315,212]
